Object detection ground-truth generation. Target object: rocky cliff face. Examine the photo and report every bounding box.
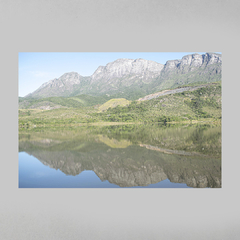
[152,52,222,92]
[91,58,164,81]
[24,53,222,99]
[86,58,164,95]
[164,53,222,72]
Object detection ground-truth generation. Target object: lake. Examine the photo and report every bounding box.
[18,123,221,188]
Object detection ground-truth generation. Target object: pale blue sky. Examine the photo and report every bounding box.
[18,52,221,97]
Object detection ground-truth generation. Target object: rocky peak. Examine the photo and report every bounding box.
[164,59,180,71]
[60,71,81,77]
[177,53,204,68]
[25,72,84,98]
[163,52,222,72]
[58,72,82,84]
[39,72,82,89]
[203,52,222,64]
[183,53,221,66]
[91,58,164,80]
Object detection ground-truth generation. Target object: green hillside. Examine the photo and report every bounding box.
[98,98,131,112]
[96,82,221,123]
[19,82,221,128]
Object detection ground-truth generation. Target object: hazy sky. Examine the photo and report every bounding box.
[18,52,221,97]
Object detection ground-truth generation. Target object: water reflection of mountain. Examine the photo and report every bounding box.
[19,125,221,188]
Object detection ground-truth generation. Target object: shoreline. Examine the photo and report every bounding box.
[18,119,221,129]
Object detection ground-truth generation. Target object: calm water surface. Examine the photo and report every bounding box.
[19,124,221,188]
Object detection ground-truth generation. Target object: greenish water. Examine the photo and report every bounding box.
[19,124,221,188]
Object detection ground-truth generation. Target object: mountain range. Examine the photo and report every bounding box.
[24,52,222,100]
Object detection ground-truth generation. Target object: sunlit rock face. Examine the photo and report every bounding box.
[164,53,222,72]
[164,60,180,71]
[89,58,164,92]
[204,52,222,64]
[153,52,222,92]
[42,72,82,89]
[91,58,164,80]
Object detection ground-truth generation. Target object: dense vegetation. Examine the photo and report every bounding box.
[97,82,221,123]
[19,82,221,128]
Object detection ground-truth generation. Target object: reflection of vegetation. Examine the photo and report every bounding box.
[19,123,221,158]
[19,124,221,188]
[97,135,132,148]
